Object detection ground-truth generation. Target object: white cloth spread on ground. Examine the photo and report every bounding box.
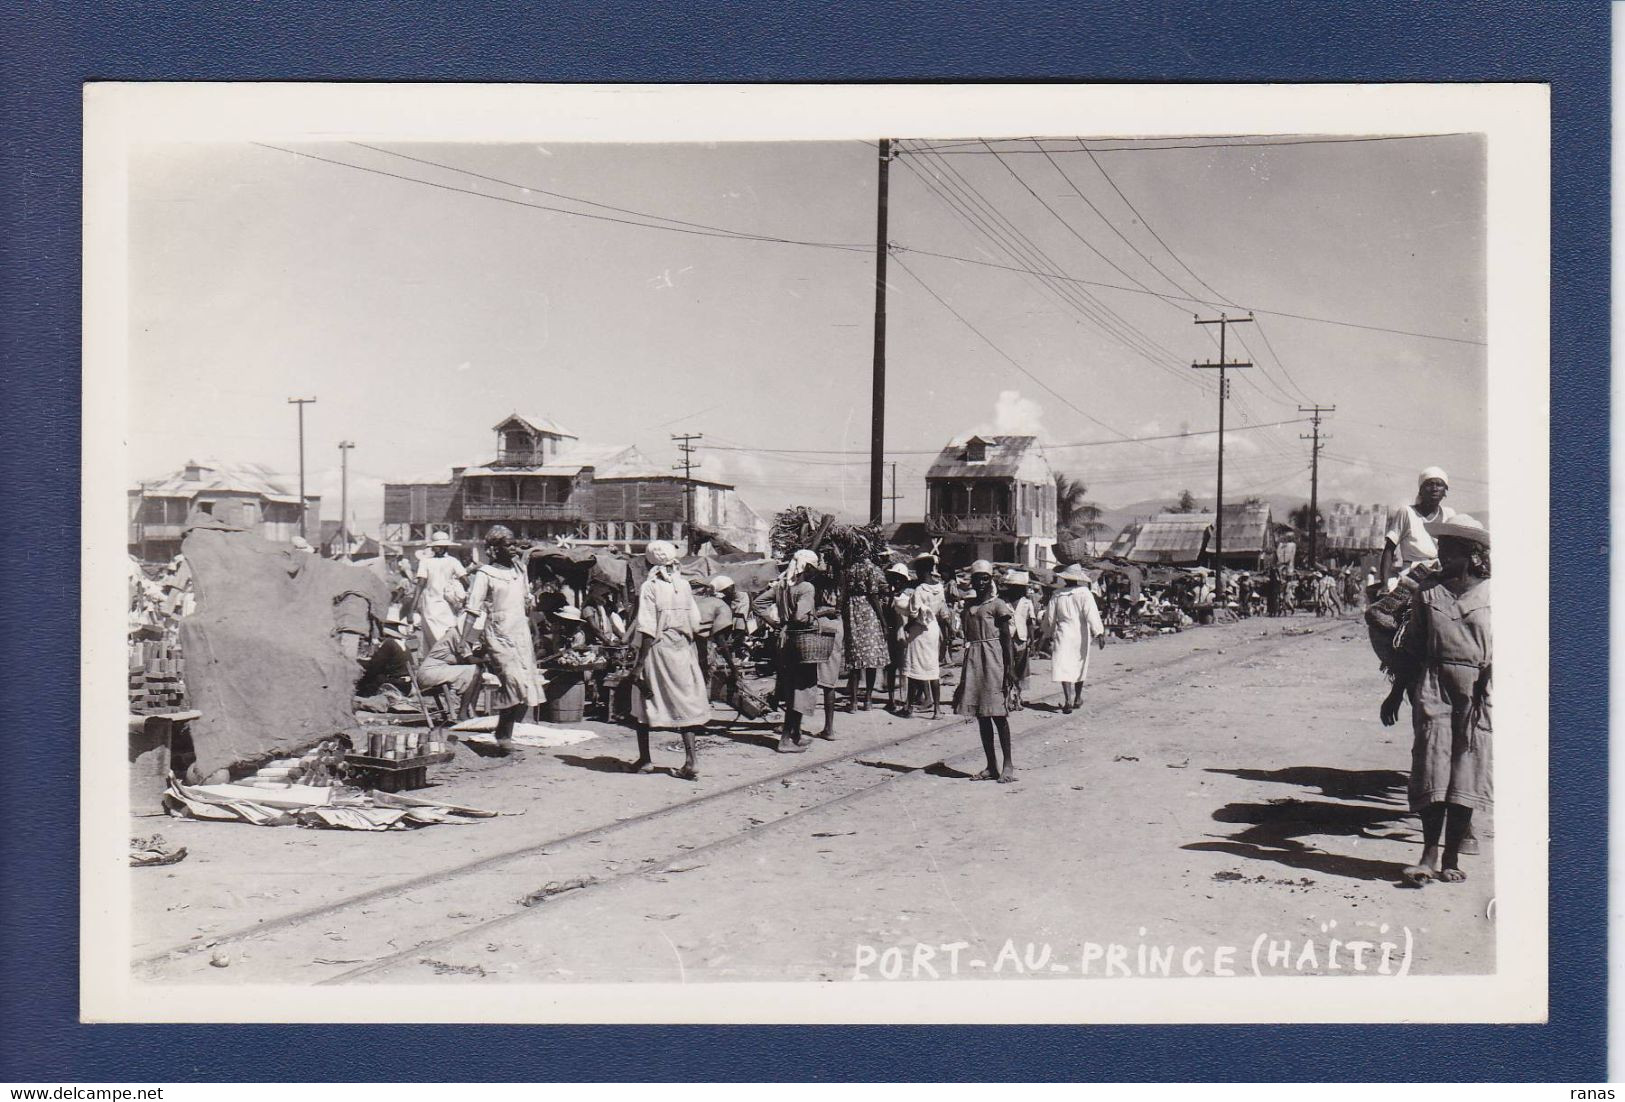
[415,553,467,650]
[465,562,543,707]
[1047,585,1104,683]
[632,569,711,729]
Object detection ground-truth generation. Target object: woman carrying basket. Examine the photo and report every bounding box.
[756,548,830,754]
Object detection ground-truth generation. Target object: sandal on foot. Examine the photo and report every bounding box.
[1399,865,1434,887]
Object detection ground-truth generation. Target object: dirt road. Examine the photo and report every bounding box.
[132,612,1494,986]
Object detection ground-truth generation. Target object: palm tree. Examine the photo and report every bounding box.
[1289,502,1323,535]
[1055,472,1108,542]
[1054,472,1089,531]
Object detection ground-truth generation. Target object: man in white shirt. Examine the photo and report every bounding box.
[1381,466,1457,586]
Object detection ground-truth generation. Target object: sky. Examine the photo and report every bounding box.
[127,134,1488,533]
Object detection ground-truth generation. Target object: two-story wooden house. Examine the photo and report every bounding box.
[924,435,1056,569]
[129,460,320,563]
[383,412,770,552]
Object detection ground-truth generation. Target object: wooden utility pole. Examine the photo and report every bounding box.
[672,432,703,538]
[338,440,355,556]
[1191,314,1252,577]
[287,397,317,539]
[869,138,892,527]
[883,461,902,525]
[1298,404,1335,567]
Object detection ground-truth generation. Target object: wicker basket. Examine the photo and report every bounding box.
[788,628,835,664]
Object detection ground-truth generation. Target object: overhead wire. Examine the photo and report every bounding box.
[258,140,1483,348]
[899,143,1209,392]
[253,142,871,253]
[906,134,1472,154]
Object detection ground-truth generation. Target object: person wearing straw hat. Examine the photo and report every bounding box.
[1380,515,1491,887]
[414,530,468,653]
[1044,562,1106,714]
[1001,569,1038,703]
[628,540,711,779]
[1380,467,1457,588]
[956,561,1020,782]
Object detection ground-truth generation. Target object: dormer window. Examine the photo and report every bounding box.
[964,436,990,463]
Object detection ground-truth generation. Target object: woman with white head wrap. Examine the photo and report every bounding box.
[458,525,543,752]
[1381,466,1457,586]
[754,548,827,751]
[628,540,710,779]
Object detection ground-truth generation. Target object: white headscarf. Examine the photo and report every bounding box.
[784,548,820,586]
[1418,466,1450,489]
[645,540,681,578]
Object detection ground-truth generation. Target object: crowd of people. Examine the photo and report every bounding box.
[374,525,1118,784]
[130,462,1492,889]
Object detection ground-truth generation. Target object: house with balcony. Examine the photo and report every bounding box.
[924,435,1056,569]
[383,412,769,553]
[129,460,320,563]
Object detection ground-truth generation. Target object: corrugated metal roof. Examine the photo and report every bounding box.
[1130,515,1212,554]
[131,460,317,502]
[926,435,1052,482]
[495,412,578,439]
[1213,503,1273,553]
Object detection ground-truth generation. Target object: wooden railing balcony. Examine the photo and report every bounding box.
[493,449,550,467]
[462,501,583,521]
[926,512,1016,535]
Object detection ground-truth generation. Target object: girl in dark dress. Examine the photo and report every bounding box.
[954,561,1019,783]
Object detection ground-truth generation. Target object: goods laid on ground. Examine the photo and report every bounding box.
[163,776,497,831]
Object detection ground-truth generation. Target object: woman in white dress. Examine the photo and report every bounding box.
[900,556,946,718]
[414,531,467,651]
[459,526,543,752]
[1045,562,1106,714]
[629,540,711,780]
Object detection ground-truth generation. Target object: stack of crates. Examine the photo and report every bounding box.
[130,638,190,714]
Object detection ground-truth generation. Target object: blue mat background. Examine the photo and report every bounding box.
[0,0,1607,1082]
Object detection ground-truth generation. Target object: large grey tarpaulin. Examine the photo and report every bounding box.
[178,520,391,781]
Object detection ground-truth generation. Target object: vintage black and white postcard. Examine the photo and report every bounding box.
[81,81,1549,1024]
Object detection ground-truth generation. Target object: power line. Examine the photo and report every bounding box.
[698,417,1311,456]
[259,140,1486,348]
[254,142,870,253]
[904,134,1472,154]
[894,246,1486,345]
[899,144,1205,389]
[892,255,1160,447]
